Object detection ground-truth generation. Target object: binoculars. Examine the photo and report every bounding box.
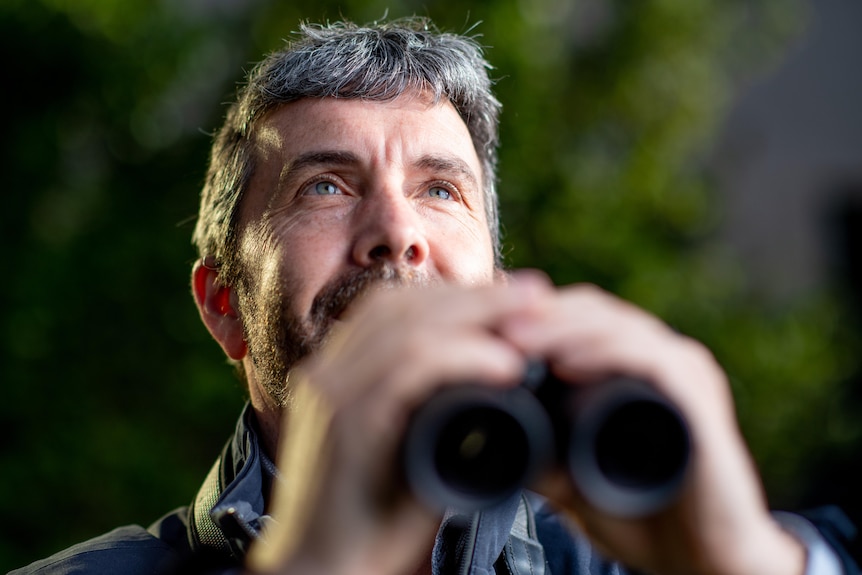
[402,364,690,516]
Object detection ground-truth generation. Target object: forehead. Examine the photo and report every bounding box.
[251,93,483,185]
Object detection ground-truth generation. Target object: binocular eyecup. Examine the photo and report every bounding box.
[402,370,690,516]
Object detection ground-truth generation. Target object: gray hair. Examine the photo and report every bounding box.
[192,17,503,283]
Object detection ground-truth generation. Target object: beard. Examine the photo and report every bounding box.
[238,263,432,407]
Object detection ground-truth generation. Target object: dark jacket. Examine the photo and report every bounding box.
[10,405,858,575]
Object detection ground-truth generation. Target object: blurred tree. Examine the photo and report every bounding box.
[2,0,859,571]
[490,0,862,506]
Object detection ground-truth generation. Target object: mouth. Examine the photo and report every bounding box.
[327,285,382,323]
[312,287,363,329]
[310,265,432,328]
[330,306,349,323]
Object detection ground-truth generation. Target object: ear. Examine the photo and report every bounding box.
[192,259,248,360]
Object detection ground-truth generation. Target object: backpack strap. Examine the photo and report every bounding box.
[188,444,235,558]
[495,493,549,575]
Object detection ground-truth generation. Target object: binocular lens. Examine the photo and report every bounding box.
[433,406,531,496]
[593,399,689,489]
[403,385,553,510]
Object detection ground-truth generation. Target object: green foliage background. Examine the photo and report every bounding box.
[2,0,860,570]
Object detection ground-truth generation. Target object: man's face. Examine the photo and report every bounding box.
[233,92,499,405]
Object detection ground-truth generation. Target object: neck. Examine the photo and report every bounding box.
[248,383,284,462]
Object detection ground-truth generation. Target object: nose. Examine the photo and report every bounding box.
[351,192,430,268]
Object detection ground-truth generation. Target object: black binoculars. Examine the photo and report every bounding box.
[402,364,690,516]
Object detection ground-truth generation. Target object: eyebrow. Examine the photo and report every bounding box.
[415,155,480,190]
[279,150,361,186]
[277,150,480,192]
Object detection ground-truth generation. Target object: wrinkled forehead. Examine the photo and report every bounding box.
[241,93,485,216]
[254,92,478,159]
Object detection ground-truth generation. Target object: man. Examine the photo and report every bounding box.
[13,18,858,575]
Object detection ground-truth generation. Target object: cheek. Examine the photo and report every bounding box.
[233,224,289,327]
[237,221,283,287]
[270,214,351,307]
[276,211,350,267]
[424,212,496,282]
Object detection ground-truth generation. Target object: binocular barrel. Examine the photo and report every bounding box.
[402,384,553,511]
[402,374,690,516]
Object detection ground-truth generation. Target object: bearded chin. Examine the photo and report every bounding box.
[243,307,327,409]
[244,263,432,408]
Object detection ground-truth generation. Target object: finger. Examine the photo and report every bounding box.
[312,324,532,434]
[498,285,729,410]
[348,271,553,332]
[306,279,554,403]
[501,285,664,364]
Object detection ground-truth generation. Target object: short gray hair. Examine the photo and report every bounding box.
[192,17,503,283]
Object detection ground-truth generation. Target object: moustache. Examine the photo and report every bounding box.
[309,265,433,328]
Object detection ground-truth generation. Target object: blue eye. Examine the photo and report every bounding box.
[429,186,452,200]
[314,181,341,195]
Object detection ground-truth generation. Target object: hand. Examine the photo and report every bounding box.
[500,282,806,575]
[246,275,554,575]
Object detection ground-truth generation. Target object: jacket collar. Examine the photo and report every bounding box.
[205,404,519,573]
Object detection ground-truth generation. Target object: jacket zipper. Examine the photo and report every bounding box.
[457,512,481,575]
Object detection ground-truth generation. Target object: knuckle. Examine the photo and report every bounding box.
[570,282,608,299]
[676,334,719,367]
